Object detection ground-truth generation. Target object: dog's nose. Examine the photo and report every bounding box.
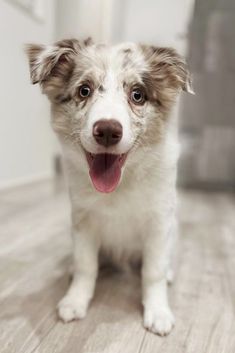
[93,119,123,147]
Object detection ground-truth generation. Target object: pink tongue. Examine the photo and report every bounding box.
[89,154,121,193]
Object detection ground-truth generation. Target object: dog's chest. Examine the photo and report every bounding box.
[90,187,151,258]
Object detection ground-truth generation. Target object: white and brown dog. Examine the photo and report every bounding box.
[26,38,193,336]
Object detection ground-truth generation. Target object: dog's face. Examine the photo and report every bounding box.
[26,39,193,193]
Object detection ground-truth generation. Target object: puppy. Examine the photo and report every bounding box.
[26,39,193,336]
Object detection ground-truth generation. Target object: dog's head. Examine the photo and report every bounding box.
[25,39,193,193]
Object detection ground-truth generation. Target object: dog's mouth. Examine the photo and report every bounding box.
[85,151,128,193]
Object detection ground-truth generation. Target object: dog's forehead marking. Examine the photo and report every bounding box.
[94,43,147,91]
[111,43,146,72]
[71,43,148,94]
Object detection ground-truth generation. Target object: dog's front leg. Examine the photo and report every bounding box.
[58,223,99,322]
[142,216,175,336]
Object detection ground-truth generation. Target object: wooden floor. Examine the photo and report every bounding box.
[0,179,235,353]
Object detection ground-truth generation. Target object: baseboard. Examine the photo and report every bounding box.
[0,171,54,191]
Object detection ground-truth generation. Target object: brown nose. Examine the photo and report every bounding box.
[93,119,123,147]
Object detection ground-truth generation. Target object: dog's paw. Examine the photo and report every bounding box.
[143,305,175,336]
[57,295,87,323]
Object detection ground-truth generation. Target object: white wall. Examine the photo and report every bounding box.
[111,0,195,54]
[0,0,57,188]
[55,0,112,42]
[56,0,194,52]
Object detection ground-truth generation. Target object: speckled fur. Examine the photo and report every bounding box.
[26,39,193,336]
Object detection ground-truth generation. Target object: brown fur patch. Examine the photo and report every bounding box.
[140,45,192,114]
[25,39,193,153]
[25,39,94,102]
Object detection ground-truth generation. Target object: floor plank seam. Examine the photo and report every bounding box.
[137,330,147,353]
[28,316,57,353]
[223,254,235,316]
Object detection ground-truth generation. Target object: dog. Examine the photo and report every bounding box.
[25,38,193,336]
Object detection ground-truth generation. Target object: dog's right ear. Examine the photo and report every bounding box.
[25,39,81,85]
[25,38,94,100]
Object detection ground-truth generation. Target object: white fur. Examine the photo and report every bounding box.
[52,43,180,336]
[80,69,134,155]
[58,124,179,337]
[25,38,192,335]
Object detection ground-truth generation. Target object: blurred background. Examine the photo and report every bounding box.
[1,0,235,190]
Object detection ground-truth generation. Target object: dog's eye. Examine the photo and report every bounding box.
[130,88,145,105]
[79,84,91,98]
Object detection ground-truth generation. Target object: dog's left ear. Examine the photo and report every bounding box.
[141,45,194,94]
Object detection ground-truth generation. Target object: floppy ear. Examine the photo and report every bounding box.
[141,45,194,94]
[25,38,95,101]
[25,39,81,85]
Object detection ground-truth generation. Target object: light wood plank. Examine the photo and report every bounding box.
[30,270,145,353]
[0,181,235,353]
[140,223,235,352]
